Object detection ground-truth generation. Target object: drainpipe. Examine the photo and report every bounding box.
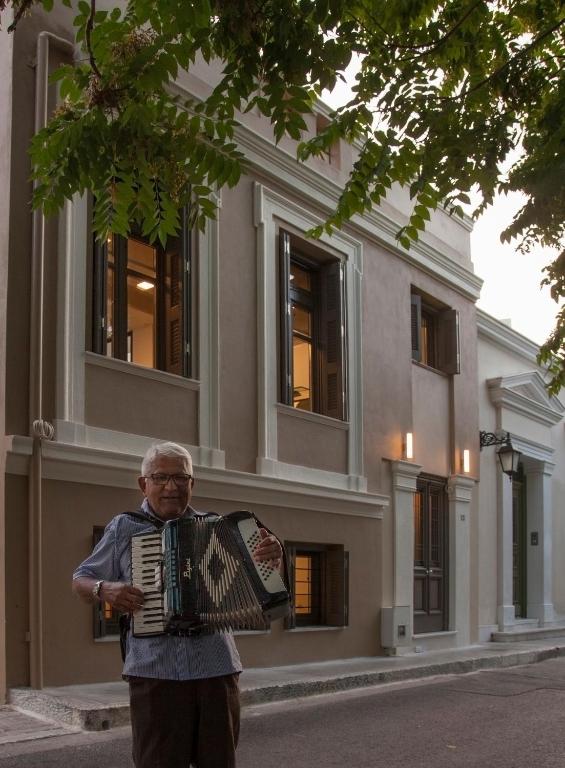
[28,30,74,689]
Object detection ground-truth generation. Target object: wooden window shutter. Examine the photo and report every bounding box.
[279,230,293,405]
[156,206,191,378]
[92,238,107,354]
[284,543,297,629]
[162,246,183,377]
[437,308,460,374]
[319,260,344,420]
[411,293,422,362]
[92,527,120,638]
[324,546,349,626]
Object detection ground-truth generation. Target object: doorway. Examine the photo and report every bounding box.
[512,467,527,618]
[413,477,449,634]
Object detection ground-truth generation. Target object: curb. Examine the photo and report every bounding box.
[8,643,565,731]
[240,644,565,706]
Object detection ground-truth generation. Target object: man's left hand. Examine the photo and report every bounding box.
[254,528,282,569]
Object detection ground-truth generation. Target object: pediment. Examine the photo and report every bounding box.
[487,372,565,427]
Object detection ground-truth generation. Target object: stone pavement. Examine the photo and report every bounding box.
[4,633,565,744]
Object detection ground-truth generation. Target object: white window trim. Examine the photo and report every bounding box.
[54,193,225,470]
[253,182,366,492]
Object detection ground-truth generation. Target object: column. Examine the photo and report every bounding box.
[381,460,421,654]
[523,458,555,625]
[447,474,476,646]
[497,468,515,629]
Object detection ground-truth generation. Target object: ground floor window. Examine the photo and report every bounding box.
[92,527,120,638]
[285,542,349,628]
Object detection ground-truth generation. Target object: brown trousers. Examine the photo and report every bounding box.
[129,674,240,768]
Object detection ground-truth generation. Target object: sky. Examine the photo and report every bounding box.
[470,193,559,346]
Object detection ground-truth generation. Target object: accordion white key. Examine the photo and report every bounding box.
[130,511,290,637]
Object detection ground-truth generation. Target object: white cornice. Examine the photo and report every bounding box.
[168,81,481,302]
[237,127,482,300]
[477,309,542,363]
[5,436,388,519]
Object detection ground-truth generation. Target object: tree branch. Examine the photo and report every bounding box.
[86,0,102,79]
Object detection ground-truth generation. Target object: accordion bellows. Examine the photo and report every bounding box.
[131,511,290,636]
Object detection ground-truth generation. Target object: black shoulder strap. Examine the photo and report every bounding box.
[121,510,165,529]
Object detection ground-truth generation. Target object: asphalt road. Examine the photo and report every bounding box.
[2,657,565,767]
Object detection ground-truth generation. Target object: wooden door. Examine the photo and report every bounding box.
[414,478,448,634]
[512,469,527,618]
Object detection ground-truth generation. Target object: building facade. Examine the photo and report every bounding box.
[1,6,494,700]
[477,312,565,641]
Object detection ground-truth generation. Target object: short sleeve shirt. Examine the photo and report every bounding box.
[73,500,242,680]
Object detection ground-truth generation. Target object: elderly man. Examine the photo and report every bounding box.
[73,441,282,768]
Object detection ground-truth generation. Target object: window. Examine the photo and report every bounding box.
[411,290,460,374]
[285,542,349,628]
[92,208,192,377]
[279,230,346,419]
[92,527,120,638]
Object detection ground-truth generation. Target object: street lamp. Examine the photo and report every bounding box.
[479,431,521,479]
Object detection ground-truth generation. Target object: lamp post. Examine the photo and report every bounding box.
[479,431,521,479]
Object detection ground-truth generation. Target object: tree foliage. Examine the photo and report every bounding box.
[2,0,565,392]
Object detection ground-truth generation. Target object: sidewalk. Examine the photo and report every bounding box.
[5,634,565,742]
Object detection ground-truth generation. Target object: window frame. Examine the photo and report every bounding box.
[92,526,120,639]
[285,541,349,629]
[279,229,347,420]
[411,289,460,375]
[92,207,193,378]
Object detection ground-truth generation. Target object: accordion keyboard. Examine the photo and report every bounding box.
[131,531,166,636]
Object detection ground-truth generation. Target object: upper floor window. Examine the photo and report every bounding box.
[411,290,460,375]
[92,208,192,377]
[279,230,346,420]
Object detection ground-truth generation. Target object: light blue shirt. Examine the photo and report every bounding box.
[73,499,242,680]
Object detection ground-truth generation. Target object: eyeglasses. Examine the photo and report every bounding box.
[145,473,193,487]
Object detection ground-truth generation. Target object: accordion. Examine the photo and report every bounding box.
[130,511,290,636]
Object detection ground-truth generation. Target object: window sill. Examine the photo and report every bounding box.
[412,630,457,640]
[94,635,120,643]
[286,625,346,633]
[411,360,450,378]
[85,351,200,390]
[276,403,349,430]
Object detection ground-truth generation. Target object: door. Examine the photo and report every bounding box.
[414,477,448,634]
[512,468,527,618]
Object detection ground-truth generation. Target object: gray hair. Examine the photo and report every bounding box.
[141,442,194,477]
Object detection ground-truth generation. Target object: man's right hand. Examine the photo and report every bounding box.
[100,582,145,613]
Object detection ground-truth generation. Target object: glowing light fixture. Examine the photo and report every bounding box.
[462,449,471,474]
[137,281,154,291]
[404,432,414,460]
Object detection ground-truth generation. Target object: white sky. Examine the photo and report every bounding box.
[470,193,560,345]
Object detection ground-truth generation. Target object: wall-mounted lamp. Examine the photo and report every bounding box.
[404,432,414,460]
[462,449,471,474]
[479,431,521,479]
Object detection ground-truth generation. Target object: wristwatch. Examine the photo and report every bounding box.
[92,580,104,601]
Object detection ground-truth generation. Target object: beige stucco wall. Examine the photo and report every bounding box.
[5,474,382,686]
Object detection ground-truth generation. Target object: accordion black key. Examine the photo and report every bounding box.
[130,511,290,636]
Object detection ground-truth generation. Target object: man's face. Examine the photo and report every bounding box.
[138,455,194,521]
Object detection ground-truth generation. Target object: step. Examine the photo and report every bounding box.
[8,683,130,731]
[492,625,565,643]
